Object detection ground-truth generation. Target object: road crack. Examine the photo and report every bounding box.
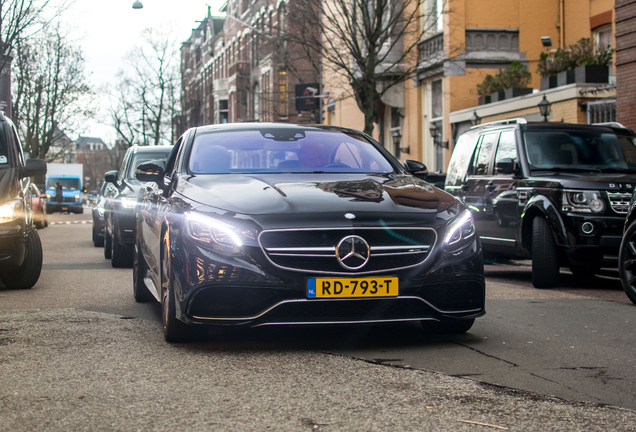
[450,341,519,367]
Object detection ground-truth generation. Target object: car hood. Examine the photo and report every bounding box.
[176,173,456,217]
[530,171,636,191]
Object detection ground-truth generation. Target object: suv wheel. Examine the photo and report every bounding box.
[531,216,560,289]
[104,228,112,259]
[619,219,636,304]
[0,227,43,289]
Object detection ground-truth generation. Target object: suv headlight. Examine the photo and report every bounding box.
[444,210,476,252]
[183,212,246,256]
[562,190,604,213]
[121,197,137,209]
[0,201,20,224]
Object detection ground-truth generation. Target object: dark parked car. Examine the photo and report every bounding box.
[103,145,172,267]
[445,118,636,288]
[133,123,484,342]
[30,184,47,229]
[91,181,116,247]
[0,112,47,289]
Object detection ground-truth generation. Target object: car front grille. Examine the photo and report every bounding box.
[607,191,632,214]
[259,227,437,275]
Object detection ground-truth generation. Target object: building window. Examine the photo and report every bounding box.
[219,99,229,123]
[278,69,287,118]
[594,24,613,74]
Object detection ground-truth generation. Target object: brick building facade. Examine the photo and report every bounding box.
[616,0,636,131]
[178,2,320,136]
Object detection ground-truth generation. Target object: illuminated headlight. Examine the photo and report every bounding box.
[46,194,51,199]
[0,201,20,223]
[444,210,476,252]
[562,191,604,213]
[121,197,137,208]
[183,212,245,256]
[75,194,80,199]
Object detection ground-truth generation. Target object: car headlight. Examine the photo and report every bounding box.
[0,201,20,224]
[46,194,51,199]
[121,197,137,209]
[183,212,245,256]
[562,190,604,213]
[444,210,476,252]
[75,194,80,199]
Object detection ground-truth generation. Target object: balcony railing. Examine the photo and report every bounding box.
[418,32,444,63]
[465,29,519,52]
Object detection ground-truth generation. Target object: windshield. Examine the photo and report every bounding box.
[127,151,171,180]
[47,178,80,190]
[188,129,395,174]
[524,130,636,172]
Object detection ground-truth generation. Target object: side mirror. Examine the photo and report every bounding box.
[136,160,166,187]
[495,158,517,175]
[403,160,428,179]
[104,170,118,184]
[20,159,47,178]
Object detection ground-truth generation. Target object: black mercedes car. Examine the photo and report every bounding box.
[133,124,485,342]
[103,145,172,267]
[0,113,47,289]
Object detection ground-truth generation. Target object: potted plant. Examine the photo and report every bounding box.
[477,75,495,105]
[539,39,613,88]
[574,38,612,84]
[501,61,533,99]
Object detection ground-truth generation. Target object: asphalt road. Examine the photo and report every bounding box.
[2,212,636,430]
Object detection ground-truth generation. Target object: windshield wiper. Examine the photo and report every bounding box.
[597,167,636,174]
[531,167,601,173]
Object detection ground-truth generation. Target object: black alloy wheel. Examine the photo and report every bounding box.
[619,219,636,304]
[160,235,190,342]
[531,216,560,289]
[133,238,154,302]
[0,227,43,289]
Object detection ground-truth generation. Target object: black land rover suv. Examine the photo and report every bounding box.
[445,118,636,288]
[0,113,47,289]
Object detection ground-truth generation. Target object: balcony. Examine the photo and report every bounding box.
[416,32,445,80]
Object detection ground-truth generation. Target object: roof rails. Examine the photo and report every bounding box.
[592,122,626,129]
[470,118,527,130]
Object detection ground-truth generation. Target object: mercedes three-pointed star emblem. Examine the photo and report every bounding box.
[335,235,370,270]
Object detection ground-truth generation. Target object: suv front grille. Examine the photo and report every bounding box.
[607,191,632,214]
[259,227,437,275]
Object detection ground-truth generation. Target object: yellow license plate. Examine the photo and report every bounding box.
[61,207,68,211]
[307,277,398,298]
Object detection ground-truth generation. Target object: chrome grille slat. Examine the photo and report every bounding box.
[258,227,437,275]
[607,191,632,214]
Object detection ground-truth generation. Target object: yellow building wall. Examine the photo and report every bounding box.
[464,0,519,29]
[403,80,422,161]
[477,99,588,125]
[519,0,560,88]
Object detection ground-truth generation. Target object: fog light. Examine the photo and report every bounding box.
[581,221,595,235]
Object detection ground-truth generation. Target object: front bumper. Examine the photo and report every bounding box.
[170,233,485,327]
[0,220,26,270]
[47,201,83,213]
[561,213,625,267]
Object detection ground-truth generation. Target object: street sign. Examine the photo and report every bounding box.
[295,83,319,111]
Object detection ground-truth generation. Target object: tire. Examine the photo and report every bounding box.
[161,236,190,342]
[421,318,475,334]
[619,219,636,304]
[111,230,133,268]
[92,225,104,247]
[531,216,560,289]
[133,240,155,302]
[0,227,43,290]
[104,228,112,259]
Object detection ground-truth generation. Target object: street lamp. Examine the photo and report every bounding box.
[469,110,481,126]
[538,95,551,122]
[132,1,143,9]
[392,129,410,154]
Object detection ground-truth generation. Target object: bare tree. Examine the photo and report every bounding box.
[12,23,91,161]
[109,27,180,147]
[285,0,439,135]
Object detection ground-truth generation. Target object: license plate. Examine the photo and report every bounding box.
[61,207,68,211]
[307,277,398,298]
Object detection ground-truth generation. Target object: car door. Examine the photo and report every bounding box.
[464,132,499,235]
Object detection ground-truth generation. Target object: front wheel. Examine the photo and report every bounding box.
[133,240,154,302]
[0,227,43,289]
[531,216,560,289]
[619,219,636,304]
[161,236,191,342]
[104,227,112,259]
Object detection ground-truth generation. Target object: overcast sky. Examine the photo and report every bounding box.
[58,0,225,141]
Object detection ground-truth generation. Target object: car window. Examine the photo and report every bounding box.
[188,129,394,174]
[47,177,80,190]
[11,125,24,166]
[118,150,132,183]
[494,130,517,175]
[524,130,636,171]
[31,185,38,198]
[470,133,499,176]
[446,133,478,187]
